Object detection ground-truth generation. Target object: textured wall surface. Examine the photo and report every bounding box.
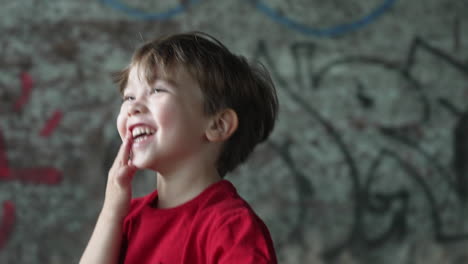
[1,0,468,263]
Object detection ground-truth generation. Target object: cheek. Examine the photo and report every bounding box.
[155,100,178,127]
[156,108,175,130]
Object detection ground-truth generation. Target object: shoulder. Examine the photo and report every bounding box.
[197,180,256,220]
[197,180,271,241]
[198,181,277,263]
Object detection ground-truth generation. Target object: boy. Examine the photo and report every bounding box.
[80,31,278,264]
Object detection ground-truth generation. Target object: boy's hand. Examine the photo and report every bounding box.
[79,134,135,264]
[103,133,137,219]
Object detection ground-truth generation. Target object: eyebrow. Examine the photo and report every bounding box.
[122,77,178,95]
[160,77,178,87]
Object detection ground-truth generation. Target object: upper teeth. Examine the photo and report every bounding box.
[132,126,156,138]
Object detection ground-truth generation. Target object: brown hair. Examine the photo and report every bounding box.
[114,31,278,177]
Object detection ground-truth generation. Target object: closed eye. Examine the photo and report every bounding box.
[122,95,135,102]
[151,87,166,94]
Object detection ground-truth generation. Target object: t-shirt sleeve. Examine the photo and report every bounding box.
[207,209,277,264]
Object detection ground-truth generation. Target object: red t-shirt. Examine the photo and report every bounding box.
[119,180,277,264]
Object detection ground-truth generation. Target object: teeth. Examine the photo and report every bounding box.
[131,126,156,138]
[134,136,148,143]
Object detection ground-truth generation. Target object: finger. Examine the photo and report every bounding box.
[120,134,133,165]
[114,134,132,166]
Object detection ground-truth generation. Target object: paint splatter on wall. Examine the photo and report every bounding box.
[0,0,467,263]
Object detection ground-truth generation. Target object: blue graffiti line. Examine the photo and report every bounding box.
[99,0,201,20]
[247,0,397,37]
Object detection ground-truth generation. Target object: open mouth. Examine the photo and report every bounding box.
[132,126,156,143]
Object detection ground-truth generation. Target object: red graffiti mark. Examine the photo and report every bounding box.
[0,131,62,184]
[3,168,62,185]
[1,71,64,252]
[0,129,62,250]
[0,201,15,250]
[0,130,12,182]
[13,72,33,112]
[40,110,63,137]
[0,131,10,179]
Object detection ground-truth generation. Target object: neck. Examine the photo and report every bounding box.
[155,164,221,209]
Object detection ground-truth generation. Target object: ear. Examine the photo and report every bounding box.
[206,108,238,142]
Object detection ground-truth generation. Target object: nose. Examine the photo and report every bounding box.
[127,100,147,116]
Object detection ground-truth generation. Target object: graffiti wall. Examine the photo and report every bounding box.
[1,0,467,263]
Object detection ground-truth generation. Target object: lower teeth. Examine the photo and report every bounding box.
[135,135,148,142]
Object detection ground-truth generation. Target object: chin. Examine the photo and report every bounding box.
[131,156,159,171]
[131,159,150,170]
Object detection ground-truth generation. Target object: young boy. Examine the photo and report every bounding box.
[80,31,278,264]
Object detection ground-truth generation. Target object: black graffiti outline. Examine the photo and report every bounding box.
[254,35,468,259]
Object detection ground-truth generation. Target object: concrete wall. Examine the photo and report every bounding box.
[1,0,467,263]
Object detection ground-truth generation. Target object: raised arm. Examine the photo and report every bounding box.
[79,134,136,264]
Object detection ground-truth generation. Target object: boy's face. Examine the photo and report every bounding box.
[116,63,211,172]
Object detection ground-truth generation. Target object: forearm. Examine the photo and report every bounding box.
[79,208,125,264]
[80,135,135,264]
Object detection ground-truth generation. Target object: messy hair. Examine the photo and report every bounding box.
[114,31,278,177]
